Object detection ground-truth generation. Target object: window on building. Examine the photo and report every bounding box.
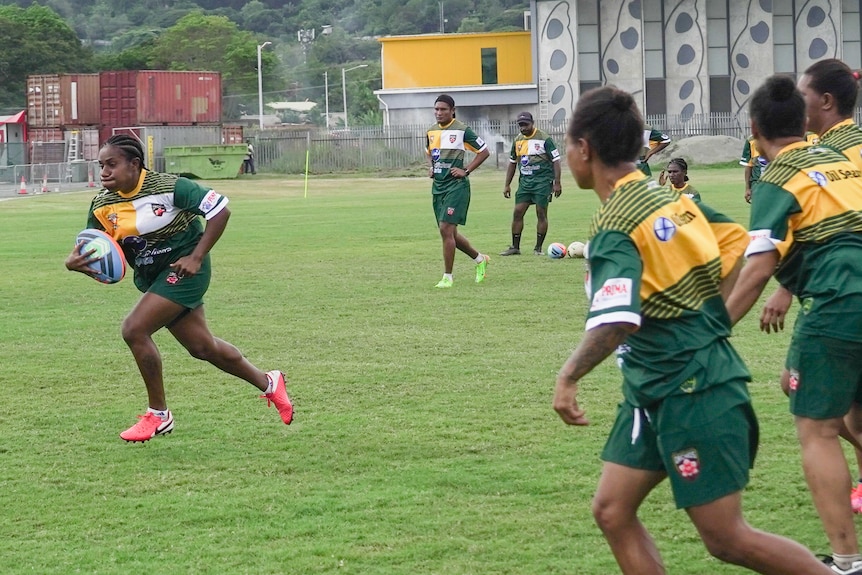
[481,48,498,85]
[643,0,665,114]
[843,1,861,70]
[707,0,730,113]
[577,0,600,93]
[773,1,796,73]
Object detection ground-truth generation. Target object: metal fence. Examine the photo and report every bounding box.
[254,111,759,173]
[0,160,100,197]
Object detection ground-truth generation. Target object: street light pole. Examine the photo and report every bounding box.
[324,71,330,129]
[341,64,368,130]
[257,41,272,131]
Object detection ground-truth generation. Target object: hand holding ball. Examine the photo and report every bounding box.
[74,229,126,284]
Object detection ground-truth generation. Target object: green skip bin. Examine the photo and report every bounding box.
[163,144,247,179]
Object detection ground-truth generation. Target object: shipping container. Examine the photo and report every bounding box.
[27,74,101,128]
[101,125,223,171]
[65,128,101,161]
[100,70,222,127]
[221,124,245,144]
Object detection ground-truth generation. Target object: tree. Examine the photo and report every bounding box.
[0,4,94,110]
[147,12,283,119]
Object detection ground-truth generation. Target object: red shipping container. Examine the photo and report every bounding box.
[221,124,244,144]
[27,127,64,142]
[100,70,222,126]
[27,74,101,128]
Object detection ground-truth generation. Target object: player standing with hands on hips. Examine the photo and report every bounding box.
[65,135,293,442]
[426,94,490,288]
[553,86,833,575]
[500,111,562,256]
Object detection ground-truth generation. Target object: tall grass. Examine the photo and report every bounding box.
[0,168,847,574]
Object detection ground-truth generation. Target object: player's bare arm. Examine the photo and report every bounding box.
[725,250,779,326]
[554,322,638,426]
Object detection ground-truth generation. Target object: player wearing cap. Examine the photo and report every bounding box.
[500,112,563,256]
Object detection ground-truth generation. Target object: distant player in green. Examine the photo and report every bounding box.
[500,111,562,256]
[64,135,293,442]
[635,125,670,176]
[425,94,490,288]
[740,135,767,203]
[554,85,833,575]
[726,73,862,575]
[657,157,701,201]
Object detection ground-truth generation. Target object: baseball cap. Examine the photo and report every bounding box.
[516,112,534,124]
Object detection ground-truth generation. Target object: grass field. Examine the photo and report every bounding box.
[0,166,851,574]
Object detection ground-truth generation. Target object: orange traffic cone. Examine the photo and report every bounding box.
[87,164,95,187]
[40,174,48,193]
[18,176,27,195]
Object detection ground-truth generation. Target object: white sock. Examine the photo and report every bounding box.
[147,407,169,421]
[264,374,275,395]
[833,553,862,569]
[474,254,485,264]
[443,273,453,281]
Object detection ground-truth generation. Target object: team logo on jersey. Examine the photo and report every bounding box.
[520,155,529,166]
[449,134,457,143]
[808,171,828,187]
[590,277,632,312]
[447,207,455,215]
[788,369,800,391]
[108,213,119,229]
[121,235,146,255]
[757,156,769,167]
[431,148,441,161]
[151,203,167,216]
[653,216,676,241]
[672,449,700,481]
[534,143,542,153]
[166,271,182,284]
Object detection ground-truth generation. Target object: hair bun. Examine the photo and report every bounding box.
[769,75,798,101]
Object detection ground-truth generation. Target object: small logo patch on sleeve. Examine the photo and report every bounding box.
[199,190,222,213]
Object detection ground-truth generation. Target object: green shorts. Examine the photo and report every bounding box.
[433,187,470,226]
[786,334,862,419]
[134,254,211,309]
[601,381,757,509]
[515,185,553,208]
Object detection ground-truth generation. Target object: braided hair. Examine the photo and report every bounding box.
[103,134,148,170]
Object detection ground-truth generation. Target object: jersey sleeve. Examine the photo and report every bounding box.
[649,128,671,146]
[463,126,487,154]
[545,137,561,162]
[745,181,801,257]
[173,177,229,220]
[695,201,748,278]
[585,231,642,331]
[509,140,517,163]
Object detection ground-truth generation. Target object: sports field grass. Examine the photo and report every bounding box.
[0,166,851,574]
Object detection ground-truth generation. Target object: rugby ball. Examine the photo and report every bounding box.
[567,241,586,258]
[75,229,126,284]
[547,242,567,259]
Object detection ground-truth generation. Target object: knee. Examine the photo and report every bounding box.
[184,341,213,361]
[701,532,746,565]
[121,316,144,346]
[591,494,629,534]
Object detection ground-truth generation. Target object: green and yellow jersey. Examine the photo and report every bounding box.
[819,119,862,170]
[747,141,862,341]
[86,170,228,288]
[668,181,701,202]
[426,119,487,195]
[509,128,560,193]
[740,136,768,183]
[585,171,749,406]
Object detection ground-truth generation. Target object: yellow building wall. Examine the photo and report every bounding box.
[379,32,532,89]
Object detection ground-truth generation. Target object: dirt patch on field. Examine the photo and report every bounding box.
[652,135,745,168]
